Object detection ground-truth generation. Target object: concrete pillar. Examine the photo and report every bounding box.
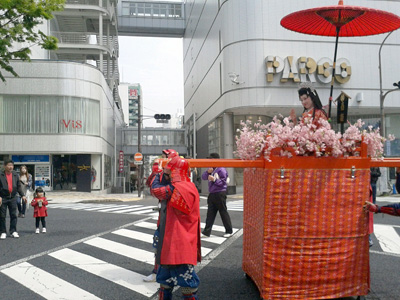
[223,113,236,194]
[99,11,103,72]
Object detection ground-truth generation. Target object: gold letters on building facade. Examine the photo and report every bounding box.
[265,56,351,84]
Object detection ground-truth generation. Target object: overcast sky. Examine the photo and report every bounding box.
[118,36,184,127]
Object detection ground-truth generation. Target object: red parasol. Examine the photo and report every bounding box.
[281,0,400,119]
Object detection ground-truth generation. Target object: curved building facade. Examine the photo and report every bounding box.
[0,60,124,192]
[183,0,400,189]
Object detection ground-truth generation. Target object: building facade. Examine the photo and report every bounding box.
[0,0,124,193]
[183,0,400,189]
[119,83,143,127]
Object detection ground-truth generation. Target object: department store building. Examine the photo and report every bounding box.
[0,0,124,193]
[183,0,400,189]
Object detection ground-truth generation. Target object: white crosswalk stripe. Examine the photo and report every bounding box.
[200,200,243,212]
[49,248,159,297]
[1,262,101,300]
[373,224,400,254]
[50,203,157,215]
[0,218,238,299]
[84,237,155,265]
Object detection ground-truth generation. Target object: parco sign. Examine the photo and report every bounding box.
[265,56,351,84]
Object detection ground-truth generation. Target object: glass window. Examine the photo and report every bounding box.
[147,135,153,145]
[145,3,152,16]
[174,131,184,145]
[160,4,167,17]
[0,95,100,135]
[137,4,145,16]
[104,155,112,189]
[153,4,160,16]
[386,114,400,157]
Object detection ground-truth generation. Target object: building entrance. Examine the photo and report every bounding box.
[52,155,77,191]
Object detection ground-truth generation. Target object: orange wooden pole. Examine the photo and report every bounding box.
[159,158,265,169]
[370,158,400,167]
[158,157,400,169]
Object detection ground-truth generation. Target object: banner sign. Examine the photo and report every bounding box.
[119,151,124,173]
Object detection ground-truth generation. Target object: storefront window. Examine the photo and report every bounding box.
[104,155,112,189]
[0,95,100,135]
[208,117,223,155]
[386,114,400,157]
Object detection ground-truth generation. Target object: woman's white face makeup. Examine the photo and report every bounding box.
[299,94,313,111]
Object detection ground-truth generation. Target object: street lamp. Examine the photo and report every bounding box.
[380,81,400,138]
[378,31,400,138]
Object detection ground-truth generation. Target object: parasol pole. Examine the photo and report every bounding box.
[328,26,341,121]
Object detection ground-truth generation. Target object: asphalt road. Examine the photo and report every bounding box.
[0,196,398,300]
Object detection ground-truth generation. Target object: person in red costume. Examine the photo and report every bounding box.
[152,151,201,300]
[364,201,400,216]
[143,149,171,283]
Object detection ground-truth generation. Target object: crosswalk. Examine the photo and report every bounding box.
[50,200,245,215]
[0,216,239,300]
[372,224,400,256]
[200,199,244,212]
[49,203,159,217]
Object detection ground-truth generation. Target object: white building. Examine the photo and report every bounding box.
[183,0,400,191]
[0,0,124,193]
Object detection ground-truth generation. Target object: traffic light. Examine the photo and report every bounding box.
[154,114,171,123]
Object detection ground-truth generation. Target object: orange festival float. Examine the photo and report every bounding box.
[159,115,400,299]
[184,151,400,300]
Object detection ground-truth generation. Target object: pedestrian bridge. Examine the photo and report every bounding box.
[120,127,187,157]
[117,0,185,37]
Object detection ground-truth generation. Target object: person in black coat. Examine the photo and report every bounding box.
[370,167,381,204]
[0,160,26,239]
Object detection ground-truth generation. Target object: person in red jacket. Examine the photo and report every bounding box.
[155,153,201,300]
[31,187,48,234]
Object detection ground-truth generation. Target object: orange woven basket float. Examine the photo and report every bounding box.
[242,156,370,299]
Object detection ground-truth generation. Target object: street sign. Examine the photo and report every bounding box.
[119,150,124,173]
[134,153,143,162]
[134,161,143,165]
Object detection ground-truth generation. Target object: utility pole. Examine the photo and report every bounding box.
[137,95,142,197]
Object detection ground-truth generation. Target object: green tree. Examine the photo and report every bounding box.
[0,0,65,82]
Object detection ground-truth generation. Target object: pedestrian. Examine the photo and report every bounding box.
[370,167,381,203]
[54,170,63,190]
[17,165,33,218]
[153,152,201,300]
[396,167,400,194]
[201,153,233,238]
[0,160,26,239]
[31,187,48,234]
[364,201,400,217]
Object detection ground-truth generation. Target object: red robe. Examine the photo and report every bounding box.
[160,181,201,265]
[31,197,48,217]
[301,108,328,128]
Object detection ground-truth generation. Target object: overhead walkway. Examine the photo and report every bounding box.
[120,127,187,157]
[117,1,185,37]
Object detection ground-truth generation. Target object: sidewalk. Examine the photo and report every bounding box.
[376,193,400,203]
